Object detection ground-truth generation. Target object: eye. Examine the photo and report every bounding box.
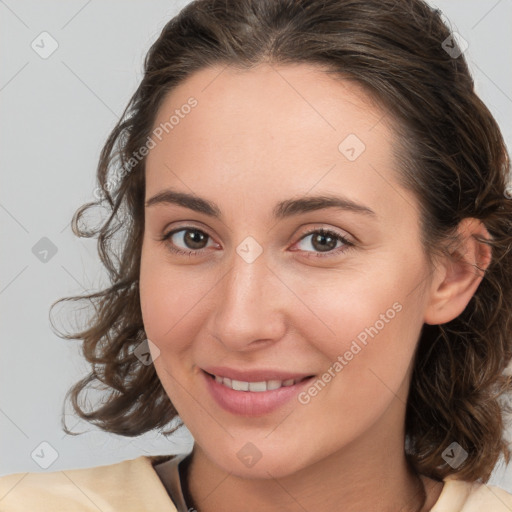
[159,226,355,259]
[292,228,354,258]
[160,227,216,257]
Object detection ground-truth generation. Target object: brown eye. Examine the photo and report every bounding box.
[310,231,339,252]
[293,228,354,258]
[161,227,214,256]
[180,229,209,249]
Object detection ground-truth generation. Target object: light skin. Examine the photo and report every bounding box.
[139,63,492,511]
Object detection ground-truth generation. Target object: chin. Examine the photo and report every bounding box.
[199,438,316,480]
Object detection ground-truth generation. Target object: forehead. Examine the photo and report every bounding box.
[149,62,388,154]
[145,63,411,224]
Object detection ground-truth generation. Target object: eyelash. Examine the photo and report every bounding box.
[159,226,355,259]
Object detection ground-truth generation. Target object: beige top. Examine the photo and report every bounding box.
[1,454,512,511]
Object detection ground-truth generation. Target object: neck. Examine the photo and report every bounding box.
[184,407,429,512]
[186,450,425,512]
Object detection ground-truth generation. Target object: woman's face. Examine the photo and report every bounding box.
[140,63,434,478]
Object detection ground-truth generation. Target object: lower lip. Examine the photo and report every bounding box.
[202,370,315,417]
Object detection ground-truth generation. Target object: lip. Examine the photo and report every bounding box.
[201,368,315,417]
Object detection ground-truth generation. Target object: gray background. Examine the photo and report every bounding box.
[1,0,511,492]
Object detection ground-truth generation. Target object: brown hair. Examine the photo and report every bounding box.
[52,0,512,482]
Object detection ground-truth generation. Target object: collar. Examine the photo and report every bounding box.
[153,452,193,512]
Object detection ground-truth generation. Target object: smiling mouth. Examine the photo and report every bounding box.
[204,371,314,392]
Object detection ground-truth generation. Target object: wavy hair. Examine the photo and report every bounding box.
[51,0,512,482]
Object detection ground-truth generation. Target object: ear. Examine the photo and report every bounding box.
[423,218,492,326]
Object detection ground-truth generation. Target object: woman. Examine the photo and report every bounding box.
[1,0,512,510]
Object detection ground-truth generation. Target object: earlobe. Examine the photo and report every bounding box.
[423,218,492,326]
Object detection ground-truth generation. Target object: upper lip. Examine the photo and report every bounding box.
[202,366,314,382]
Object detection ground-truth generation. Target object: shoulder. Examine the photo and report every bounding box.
[0,455,178,512]
[432,475,512,511]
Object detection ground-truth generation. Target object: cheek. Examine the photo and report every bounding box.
[286,266,406,356]
[139,248,179,342]
[294,300,420,449]
[297,263,425,402]
[139,249,215,354]
[309,300,413,399]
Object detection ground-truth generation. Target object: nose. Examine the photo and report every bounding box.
[209,248,287,352]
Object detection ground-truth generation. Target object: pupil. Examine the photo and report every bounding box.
[185,230,206,249]
[314,233,335,252]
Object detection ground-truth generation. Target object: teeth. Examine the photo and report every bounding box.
[248,381,267,392]
[231,379,249,391]
[267,379,282,390]
[213,374,303,392]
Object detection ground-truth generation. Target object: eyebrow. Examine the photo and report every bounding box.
[145,188,377,219]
